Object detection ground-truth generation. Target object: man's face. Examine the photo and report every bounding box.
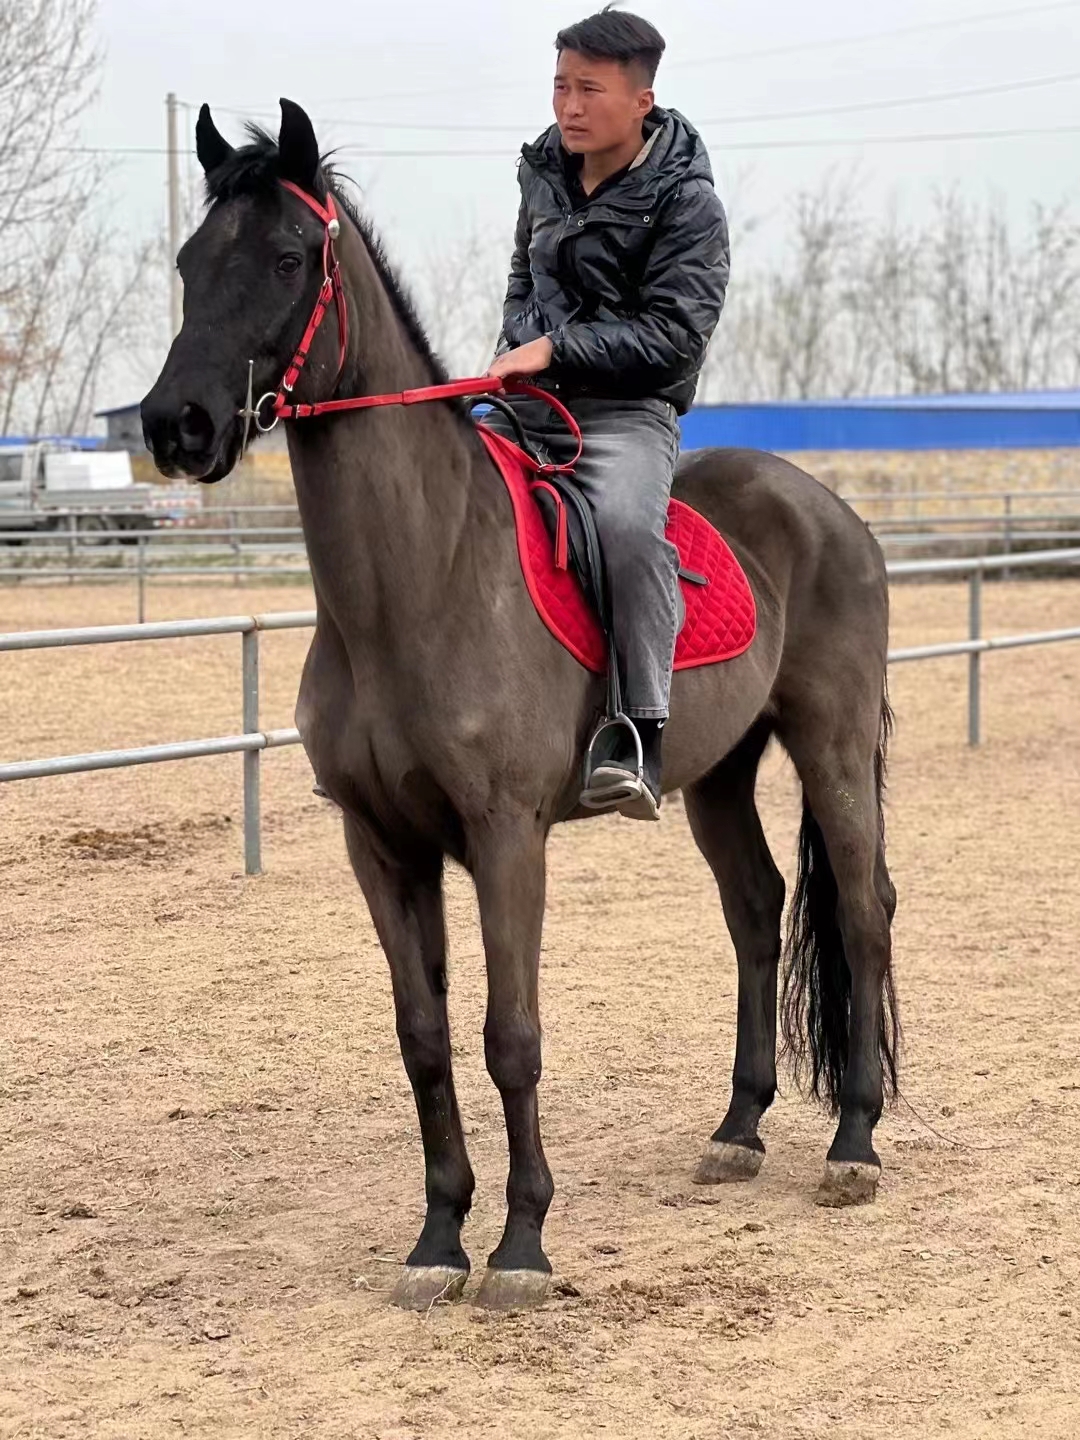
[553,49,653,155]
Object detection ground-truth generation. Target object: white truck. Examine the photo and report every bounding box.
[0,442,198,541]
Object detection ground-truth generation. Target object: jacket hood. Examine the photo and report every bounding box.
[521,107,713,203]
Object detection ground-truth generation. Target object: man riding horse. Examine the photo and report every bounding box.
[484,6,730,820]
[142,14,897,1305]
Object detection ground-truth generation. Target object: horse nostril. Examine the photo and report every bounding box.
[178,402,215,453]
[141,402,176,460]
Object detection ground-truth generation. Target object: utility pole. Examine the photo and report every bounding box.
[166,92,182,336]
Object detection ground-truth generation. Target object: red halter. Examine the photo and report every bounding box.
[256,180,582,473]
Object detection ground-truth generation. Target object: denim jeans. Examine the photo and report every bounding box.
[484,395,681,719]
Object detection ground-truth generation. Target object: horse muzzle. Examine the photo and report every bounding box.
[140,391,243,484]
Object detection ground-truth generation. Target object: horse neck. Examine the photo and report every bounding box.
[285,221,486,629]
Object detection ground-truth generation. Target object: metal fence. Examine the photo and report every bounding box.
[4,492,1080,614]
[885,549,1080,746]
[0,547,1077,875]
[0,611,312,876]
[0,523,309,621]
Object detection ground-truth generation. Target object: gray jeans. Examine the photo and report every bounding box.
[484,395,681,719]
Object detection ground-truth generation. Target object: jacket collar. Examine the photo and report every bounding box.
[521,106,676,206]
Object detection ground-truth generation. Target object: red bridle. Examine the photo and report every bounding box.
[252,179,582,473]
[275,179,349,399]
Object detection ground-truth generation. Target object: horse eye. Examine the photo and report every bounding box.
[277,254,303,276]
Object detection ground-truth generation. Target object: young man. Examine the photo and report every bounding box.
[485,6,729,820]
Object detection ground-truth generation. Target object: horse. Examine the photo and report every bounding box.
[140,99,899,1312]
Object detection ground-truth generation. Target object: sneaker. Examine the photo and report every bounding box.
[581,719,664,822]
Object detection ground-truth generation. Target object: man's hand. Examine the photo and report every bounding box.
[487,336,554,381]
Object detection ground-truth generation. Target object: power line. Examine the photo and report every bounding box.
[712,123,1080,151]
[308,0,1080,107]
[46,146,182,155]
[58,123,1080,162]
[670,0,1080,72]
[202,67,1080,136]
[340,124,1080,155]
[698,67,1080,129]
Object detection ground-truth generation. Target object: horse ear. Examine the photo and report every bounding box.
[195,104,233,176]
[278,99,321,191]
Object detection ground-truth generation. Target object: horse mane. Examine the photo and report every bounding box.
[204,126,451,387]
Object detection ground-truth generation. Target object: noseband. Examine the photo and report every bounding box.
[238,178,582,474]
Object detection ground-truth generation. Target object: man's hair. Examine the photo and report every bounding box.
[555,7,666,86]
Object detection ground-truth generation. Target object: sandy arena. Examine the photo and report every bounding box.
[1,577,1078,1439]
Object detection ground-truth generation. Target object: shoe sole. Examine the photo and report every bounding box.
[581,766,660,822]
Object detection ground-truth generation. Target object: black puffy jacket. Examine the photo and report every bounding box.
[497,106,730,415]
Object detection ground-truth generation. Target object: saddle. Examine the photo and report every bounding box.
[475,419,757,680]
[529,469,706,635]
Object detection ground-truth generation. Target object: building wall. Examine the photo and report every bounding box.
[681,398,1080,453]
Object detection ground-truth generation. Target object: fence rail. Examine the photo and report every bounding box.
[0,549,1078,874]
[3,492,1080,618]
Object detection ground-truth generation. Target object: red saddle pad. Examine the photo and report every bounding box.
[479,427,757,674]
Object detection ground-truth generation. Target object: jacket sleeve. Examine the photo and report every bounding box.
[548,183,729,387]
[501,196,534,330]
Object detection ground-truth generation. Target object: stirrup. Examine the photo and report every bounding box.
[580,714,643,810]
[580,714,661,821]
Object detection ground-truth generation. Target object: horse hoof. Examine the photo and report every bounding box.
[693,1140,764,1185]
[475,1267,551,1312]
[815,1160,880,1208]
[390,1265,468,1311]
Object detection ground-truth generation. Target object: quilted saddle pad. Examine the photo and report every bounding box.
[478,426,757,674]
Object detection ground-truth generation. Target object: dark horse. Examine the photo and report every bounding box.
[141,101,899,1311]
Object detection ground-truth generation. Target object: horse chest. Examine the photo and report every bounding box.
[299,672,492,829]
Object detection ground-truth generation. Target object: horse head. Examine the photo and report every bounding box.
[141,99,340,482]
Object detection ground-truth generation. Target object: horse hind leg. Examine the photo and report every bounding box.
[684,719,786,1184]
[342,815,475,1309]
[778,685,899,1207]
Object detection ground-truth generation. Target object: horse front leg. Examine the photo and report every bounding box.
[469,816,554,1311]
[342,815,475,1309]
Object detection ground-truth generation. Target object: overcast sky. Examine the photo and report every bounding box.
[85,0,1080,400]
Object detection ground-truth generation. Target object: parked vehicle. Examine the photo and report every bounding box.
[0,442,198,542]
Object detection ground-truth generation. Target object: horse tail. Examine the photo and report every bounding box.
[781,686,899,1111]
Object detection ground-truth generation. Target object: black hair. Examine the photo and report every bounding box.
[555,6,665,86]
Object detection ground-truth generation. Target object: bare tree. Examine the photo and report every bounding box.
[701,175,1080,403]
[0,1,99,273]
[842,201,923,396]
[415,228,510,376]
[0,0,108,433]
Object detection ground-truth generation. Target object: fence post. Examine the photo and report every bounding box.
[66,513,77,583]
[242,626,262,875]
[1002,493,1013,579]
[230,510,241,587]
[968,566,982,747]
[137,535,147,624]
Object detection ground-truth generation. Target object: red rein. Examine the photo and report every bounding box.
[261,179,583,473]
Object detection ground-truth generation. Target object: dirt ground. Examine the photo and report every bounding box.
[1,576,1078,1440]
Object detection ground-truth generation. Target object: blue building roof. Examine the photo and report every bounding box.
[680,390,1080,451]
[12,389,1080,454]
[0,435,102,449]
